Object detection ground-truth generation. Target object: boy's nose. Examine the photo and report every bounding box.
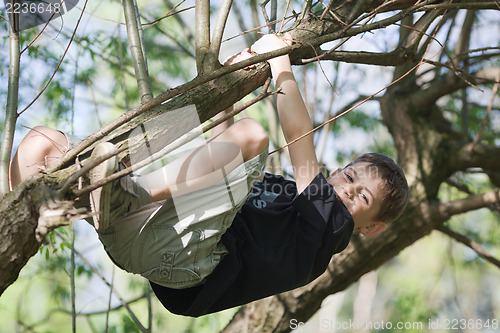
[346,184,355,198]
[346,184,363,199]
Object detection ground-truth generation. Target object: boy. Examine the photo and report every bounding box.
[9,34,408,317]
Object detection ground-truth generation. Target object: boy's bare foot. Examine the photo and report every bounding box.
[89,142,118,231]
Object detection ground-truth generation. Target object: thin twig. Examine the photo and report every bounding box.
[50,294,147,317]
[222,13,298,43]
[259,0,273,33]
[162,0,196,45]
[469,75,499,150]
[105,267,115,333]
[58,145,129,194]
[18,0,90,115]
[142,5,194,27]
[231,1,255,45]
[270,0,277,32]
[437,225,500,269]
[73,248,149,332]
[20,4,60,55]
[417,1,500,11]
[277,0,291,33]
[319,0,347,25]
[70,226,76,333]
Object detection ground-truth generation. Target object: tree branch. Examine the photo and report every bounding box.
[469,76,499,149]
[436,225,500,269]
[0,8,20,195]
[195,0,210,75]
[209,0,233,69]
[451,142,500,172]
[411,67,500,108]
[300,49,417,66]
[439,188,500,220]
[122,0,153,104]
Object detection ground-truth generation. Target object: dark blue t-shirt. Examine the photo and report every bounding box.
[151,173,354,317]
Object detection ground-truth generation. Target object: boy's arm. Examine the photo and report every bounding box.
[209,49,255,139]
[251,34,320,193]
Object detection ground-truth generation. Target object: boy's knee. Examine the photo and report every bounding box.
[21,126,68,158]
[233,119,269,160]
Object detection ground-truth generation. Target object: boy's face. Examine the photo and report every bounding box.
[327,162,386,236]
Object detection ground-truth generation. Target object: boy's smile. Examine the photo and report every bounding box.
[327,162,386,236]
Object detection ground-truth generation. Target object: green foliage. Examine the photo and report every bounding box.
[383,289,436,332]
[121,314,142,333]
[339,109,379,132]
[43,80,73,121]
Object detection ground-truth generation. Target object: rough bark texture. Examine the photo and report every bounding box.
[0,174,69,293]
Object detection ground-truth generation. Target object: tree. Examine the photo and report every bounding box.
[1,0,499,332]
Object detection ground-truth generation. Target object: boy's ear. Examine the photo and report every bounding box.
[360,221,386,236]
[327,168,342,181]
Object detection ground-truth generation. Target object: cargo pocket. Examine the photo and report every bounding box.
[136,226,204,289]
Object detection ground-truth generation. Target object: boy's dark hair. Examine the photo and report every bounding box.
[348,153,409,224]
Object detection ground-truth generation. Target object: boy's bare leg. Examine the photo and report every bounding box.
[136,118,269,202]
[9,126,69,190]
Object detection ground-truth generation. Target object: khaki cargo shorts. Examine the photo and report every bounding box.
[98,148,268,289]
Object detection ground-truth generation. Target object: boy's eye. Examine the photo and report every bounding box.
[360,193,369,204]
[346,174,353,182]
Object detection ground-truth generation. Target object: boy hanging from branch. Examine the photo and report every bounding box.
[10,33,408,317]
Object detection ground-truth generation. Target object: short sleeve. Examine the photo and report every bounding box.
[292,173,354,270]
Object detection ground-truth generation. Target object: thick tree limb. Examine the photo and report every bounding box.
[411,67,500,108]
[451,142,500,172]
[439,188,500,220]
